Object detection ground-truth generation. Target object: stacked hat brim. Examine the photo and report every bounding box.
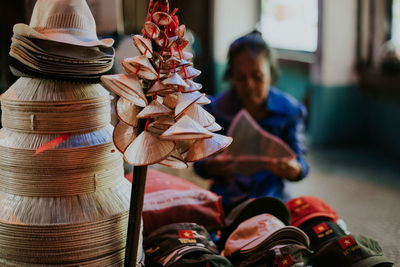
[9,0,115,82]
[218,197,291,251]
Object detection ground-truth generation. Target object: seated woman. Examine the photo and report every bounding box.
[194,31,309,212]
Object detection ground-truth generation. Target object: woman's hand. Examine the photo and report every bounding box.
[203,154,235,184]
[266,158,302,181]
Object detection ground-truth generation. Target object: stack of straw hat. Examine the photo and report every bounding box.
[0,0,142,266]
[9,0,114,82]
[101,0,232,168]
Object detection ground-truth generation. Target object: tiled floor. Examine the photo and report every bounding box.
[152,146,400,264]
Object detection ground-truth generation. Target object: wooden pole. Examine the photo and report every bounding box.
[124,118,147,267]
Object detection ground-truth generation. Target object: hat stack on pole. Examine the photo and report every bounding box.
[0,0,143,266]
[101,0,232,265]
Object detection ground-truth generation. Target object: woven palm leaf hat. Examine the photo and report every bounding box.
[101,0,232,169]
[0,0,145,265]
[9,0,115,82]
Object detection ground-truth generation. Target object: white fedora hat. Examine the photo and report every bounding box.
[13,0,114,47]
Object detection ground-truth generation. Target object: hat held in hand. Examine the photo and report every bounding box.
[13,0,114,47]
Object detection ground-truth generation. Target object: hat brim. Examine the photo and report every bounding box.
[293,211,337,227]
[350,255,394,267]
[14,24,114,48]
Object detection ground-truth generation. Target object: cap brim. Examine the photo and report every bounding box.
[350,255,394,267]
[293,212,337,227]
[14,24,114,48]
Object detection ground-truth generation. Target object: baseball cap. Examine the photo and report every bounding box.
[219,197,291,250]
[223,213,309,257]
[312,234,394,267]
[144,223,225,266]
[300,220,346,253]
[286,196,338,227]
[171,252,233,267]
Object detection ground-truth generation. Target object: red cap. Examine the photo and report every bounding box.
[286,196,338,227]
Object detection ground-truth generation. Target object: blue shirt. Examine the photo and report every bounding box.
[194,87,309,207]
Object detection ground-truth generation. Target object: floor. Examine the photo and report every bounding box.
[151,145,400,264]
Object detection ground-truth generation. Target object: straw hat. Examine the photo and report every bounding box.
[174,92,203,116]
[136,99,172,119]
[124,131,175,166]
[182,79,202,93]
[101,74,147,107]
[13,0,113,48]
[132,35,153,58]
[162,73,189,89]
[186,133,233,162]
[122,55,158,81]
[115,97,139,127]
[184,103,215,127]
[113,120,137,153]
[160,115,213,141]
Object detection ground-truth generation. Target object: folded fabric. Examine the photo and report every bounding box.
[126,169,225,236]
[286,196,338,227]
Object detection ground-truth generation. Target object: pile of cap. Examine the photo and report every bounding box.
[286,196,394,267]
[220,197,312,266]
[9,0,114,82]
[101,0,232,168]
[0,0,143,266]
[144,223,233,266]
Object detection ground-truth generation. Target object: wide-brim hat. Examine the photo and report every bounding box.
[13,0,114,48]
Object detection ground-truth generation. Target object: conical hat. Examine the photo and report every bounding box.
[174,92,203,116]
[154,31,168,48]
[163,93,178,108]
[146,81,173,96]
[115,97,139,126]
[160,115,213,141]
[206,121,223,132]
[122,55,158,80]
[168,36,189,52]
[191,91,211,105]
[184,104,215,127]
[153,115,175,127]
[175,140,195,154]
[152,12,173,26]
[158,149,188,169]
[163,50,193,61]
[132,34,152,58]
[182,79,202,93]
[186,133,233,162]
[180,66,201,79]
[101,74,147,107]
[124,130,175,166]
[113,120,137,153]
[144,21,160,39]
[175,24,185,38]
[13,0,113,48]
[136,99,172,119]
[162,73,188,88]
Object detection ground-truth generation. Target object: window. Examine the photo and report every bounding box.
[259,0,318,52]
[392,0,400,48]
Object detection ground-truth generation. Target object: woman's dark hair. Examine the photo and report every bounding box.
[223,30,279,84]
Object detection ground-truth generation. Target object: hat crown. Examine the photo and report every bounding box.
[29,0,96,39]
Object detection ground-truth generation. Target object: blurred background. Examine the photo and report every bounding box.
[1,0,399,262]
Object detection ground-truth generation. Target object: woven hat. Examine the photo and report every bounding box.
[13,0,113,48]
[286,196,338,227]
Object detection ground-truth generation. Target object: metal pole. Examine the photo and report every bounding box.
[124,118,148,267]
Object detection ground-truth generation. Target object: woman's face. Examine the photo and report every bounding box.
[232,50,271,108]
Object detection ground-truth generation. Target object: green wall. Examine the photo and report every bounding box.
[212,61,400,156]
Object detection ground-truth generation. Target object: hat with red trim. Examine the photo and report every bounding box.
[286,196,338,227]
